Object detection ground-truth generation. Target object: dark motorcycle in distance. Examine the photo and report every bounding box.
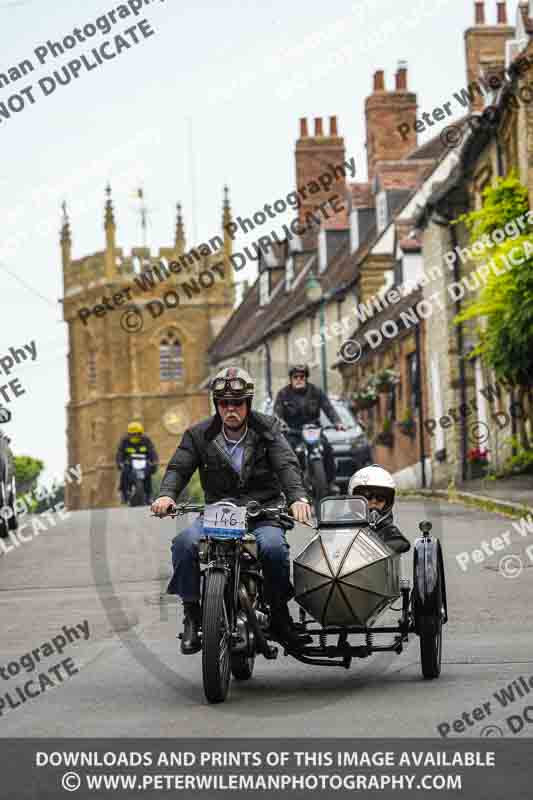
[288,424,331,513]
[123,454,152,506]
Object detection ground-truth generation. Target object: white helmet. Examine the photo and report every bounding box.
[348,465,396,524]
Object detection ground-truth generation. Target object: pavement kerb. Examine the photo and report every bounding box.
[398,487,532,520]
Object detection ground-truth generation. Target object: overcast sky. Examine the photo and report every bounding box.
[0,0,522,485]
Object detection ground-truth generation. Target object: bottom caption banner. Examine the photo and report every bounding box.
[2,739,532,798]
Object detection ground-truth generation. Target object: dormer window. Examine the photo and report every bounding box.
[259,270,270,306]
[285,256,294,291]
[376,191,388,233]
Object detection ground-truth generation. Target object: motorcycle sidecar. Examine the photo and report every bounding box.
[291,496,447,679]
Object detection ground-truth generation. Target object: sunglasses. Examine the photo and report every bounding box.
[218,398,246,409]
[357,489,389,503]
[292,374,306,380]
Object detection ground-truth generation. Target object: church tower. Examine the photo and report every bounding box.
[61,188,236,509]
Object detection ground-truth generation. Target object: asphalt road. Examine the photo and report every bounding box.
[1,498,532,738]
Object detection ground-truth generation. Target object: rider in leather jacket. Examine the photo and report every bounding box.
[151,367,312,654]
[274,364,345,492]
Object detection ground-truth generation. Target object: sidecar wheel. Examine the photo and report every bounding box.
[202,570,231,703]
[231,653,255,681]
[420,623,442,679]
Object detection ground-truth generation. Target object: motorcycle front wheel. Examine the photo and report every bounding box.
[202,570,231,703]
[129,478,146,507]
[309,459,328,515]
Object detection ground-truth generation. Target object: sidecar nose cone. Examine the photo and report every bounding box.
[293,528,400,627]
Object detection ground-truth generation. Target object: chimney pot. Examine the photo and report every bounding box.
[314,117,323,136]
[395,62,408,90]
[497,1,507,23]
[329,115,338,136]
[373,70,385,91]
[475,1,485,24]
[299,117,308,138]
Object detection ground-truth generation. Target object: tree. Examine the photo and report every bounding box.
[454,172,533,448]
[13,455,45,496]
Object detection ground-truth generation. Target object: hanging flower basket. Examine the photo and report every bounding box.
[375,419,394,447]
[374,368,399,394]
[375,431,394,447]
[398,418,416,438]
[352,387,378,411]
[354,396,378,411]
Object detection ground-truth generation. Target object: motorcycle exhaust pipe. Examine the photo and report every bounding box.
[238,585,277,659]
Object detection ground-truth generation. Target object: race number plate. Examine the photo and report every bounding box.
[203,503,247,538]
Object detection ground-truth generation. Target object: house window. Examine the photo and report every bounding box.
[88,351,96,386]
[318,229,327,273]
[160,334,183,381]
[259,270,270,306]
[286,256,294,291]
[407,352,419,410]
[376,191,388,233]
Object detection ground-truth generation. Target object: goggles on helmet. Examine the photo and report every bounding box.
[212,377,252,396]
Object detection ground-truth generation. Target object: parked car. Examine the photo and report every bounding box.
[320,396,373,493]
[0,425,18,538]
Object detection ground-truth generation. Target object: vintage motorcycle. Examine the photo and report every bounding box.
[161,495,448,704]
[287,424,332,513]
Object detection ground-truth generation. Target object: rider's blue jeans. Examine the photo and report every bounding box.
[167,517,293,606]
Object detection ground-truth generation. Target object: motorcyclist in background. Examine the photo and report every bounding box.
[348,465,410,554]
[151,366,312,654]
[274,364,345,494]
[116,422,159,504]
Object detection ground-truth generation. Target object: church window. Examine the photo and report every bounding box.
[160,333,184,381]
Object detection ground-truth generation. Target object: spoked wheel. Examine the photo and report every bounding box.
[420,620,442,679]
[231,652,255,681]
[309,460,328,516]
[202,570,231,703]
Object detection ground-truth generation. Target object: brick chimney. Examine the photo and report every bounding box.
[464,0,515,112]
[365,63,418,182]
[294,115,346,244]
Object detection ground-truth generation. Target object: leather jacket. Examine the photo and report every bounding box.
[156,410,307,509]
[274,383,342,430]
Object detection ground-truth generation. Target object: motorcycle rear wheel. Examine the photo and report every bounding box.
[202,570,231,703]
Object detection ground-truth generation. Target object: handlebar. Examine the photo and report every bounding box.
[151,500,292,522]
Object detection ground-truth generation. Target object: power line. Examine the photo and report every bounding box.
[0,260,59,311]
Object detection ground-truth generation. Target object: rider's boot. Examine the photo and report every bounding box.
[269,603,308,650]
[181,601,202,654]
